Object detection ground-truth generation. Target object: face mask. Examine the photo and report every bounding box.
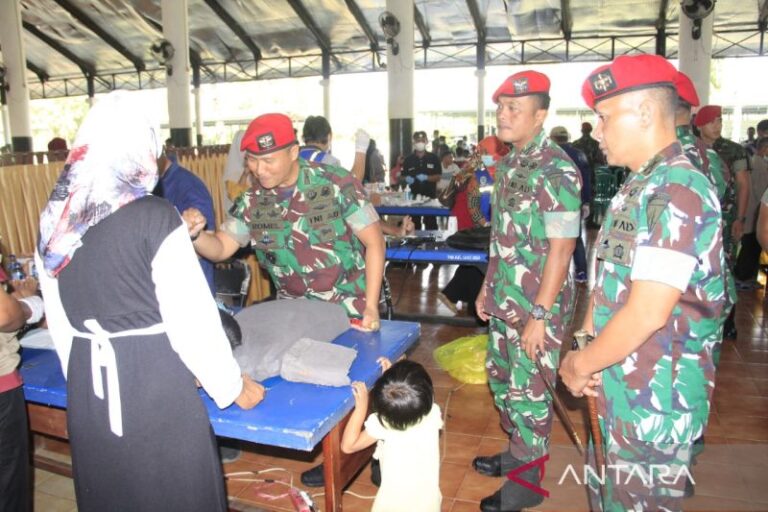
[481,155,495,167]
[414,142,426,152]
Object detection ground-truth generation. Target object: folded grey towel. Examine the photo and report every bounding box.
[233,299,350,381]
[280,337,358,387]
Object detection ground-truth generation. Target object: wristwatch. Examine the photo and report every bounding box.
[530,304,553,321]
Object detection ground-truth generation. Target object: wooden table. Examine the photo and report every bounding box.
[22,320,420,512]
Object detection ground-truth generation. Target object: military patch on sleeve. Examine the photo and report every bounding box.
[590,69,617,96]
[544,168,566,195]
[646,192,672,232]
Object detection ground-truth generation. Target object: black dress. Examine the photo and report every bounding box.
[56,196,229,512]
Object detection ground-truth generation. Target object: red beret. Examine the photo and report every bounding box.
[674,71,700,107]
[694,105,722,127]
[581,55,677,109]
[492,71,550,103]
[241,113,297,154]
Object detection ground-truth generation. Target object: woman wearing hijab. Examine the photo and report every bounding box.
[36,93,264,512]
[438,136,508,314]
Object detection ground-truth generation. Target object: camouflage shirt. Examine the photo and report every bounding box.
[222,159,379,317]
[677,125,736,311]
[593,142,725,444]
[484,129,582,329]
[712,136,750,175]
[572,134,604,170]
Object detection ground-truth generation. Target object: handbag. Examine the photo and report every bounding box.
[438,175,459,208]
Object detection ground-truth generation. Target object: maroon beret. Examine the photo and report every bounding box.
[674,71,700,107]
[241,113,297,155]
[694,105,722,127]
[492,71,550,103]
[582,55,677,109]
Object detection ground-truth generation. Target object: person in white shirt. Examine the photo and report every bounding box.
[341,358,442,512]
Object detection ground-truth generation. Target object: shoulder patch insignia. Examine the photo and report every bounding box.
[646,192,672,232]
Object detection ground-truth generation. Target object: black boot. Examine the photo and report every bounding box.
[472,452,505,477]
[300,464,324,487]
[480,465,545,512]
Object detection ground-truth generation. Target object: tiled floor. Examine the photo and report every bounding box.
[32,260,768,511]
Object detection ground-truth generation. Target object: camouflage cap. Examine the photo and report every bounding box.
[492,70,550,103]
[241,113,297,155]
[581,54,677,109]
[674,71,700,107]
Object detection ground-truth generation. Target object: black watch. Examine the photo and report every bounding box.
[530,304,552,321]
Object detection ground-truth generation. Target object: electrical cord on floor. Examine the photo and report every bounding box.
[225,468,293,501]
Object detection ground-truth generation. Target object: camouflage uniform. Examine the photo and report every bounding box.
[573,133,604,171]
[222,158,379,317]
[710,136,749,267]
[677,126,736,327]
[589,142,726,511]
[483,129,582,462]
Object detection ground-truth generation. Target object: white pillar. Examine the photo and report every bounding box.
[476,68,486,140]
[321,78,330,120]
[1,105,11,146]
[386,0,414,167]
[0,0,33,152]
[161,0,192,147]
[194,86,202,145]
[678,12,714,106]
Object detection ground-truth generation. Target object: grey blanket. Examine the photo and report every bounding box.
[233,299,353,382]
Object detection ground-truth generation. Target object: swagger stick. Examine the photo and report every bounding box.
[534,350,585,456]
[573,329,604,470]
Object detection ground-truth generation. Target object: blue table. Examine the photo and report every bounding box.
[22,320,420,511]
[384,235,487,327]
[376,205,451,216]
[386,243,487,264]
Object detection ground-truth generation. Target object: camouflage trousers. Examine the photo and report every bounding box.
[487,316,562,462]
[587,428,692,512]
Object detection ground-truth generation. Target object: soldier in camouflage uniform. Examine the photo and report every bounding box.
[472,70,582,512]
[560,55,726,512]
[184,113,385,330]
[695,104,750,339]
[674,73,735,352]
[573,121,605,173]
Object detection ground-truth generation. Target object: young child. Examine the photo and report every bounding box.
[341,358,442,512]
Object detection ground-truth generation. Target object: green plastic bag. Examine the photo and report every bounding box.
[433,334,488,384]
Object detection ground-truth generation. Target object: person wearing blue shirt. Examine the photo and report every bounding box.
[154,142,216,294]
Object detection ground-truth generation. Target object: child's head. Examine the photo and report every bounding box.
[371,360,433,431]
